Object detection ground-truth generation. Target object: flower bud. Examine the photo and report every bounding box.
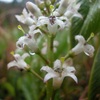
[57,0,69,15]
[26,2,42,18]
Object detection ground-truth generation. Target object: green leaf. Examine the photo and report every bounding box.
[71,0,100,46]
[71,0,91,47]
[88,47,100,100]
[80,0,100,38]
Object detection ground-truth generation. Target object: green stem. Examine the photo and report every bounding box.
[28,68,43,81]
[46,34,54,100]
[48,35,54,66]
[39,86,46,100]
[37,51,49,64]
[44,0,51,15]
[38,27,48,35]
[46,80,53,100]
[64,51,74,60]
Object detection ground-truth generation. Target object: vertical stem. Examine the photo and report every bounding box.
[48,34,55,66]
[46,34,54,100]
[46,80,53,100]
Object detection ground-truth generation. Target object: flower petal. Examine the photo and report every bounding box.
[22,53,30,60]
[71,43,84,55]
[53,77,64,88]
[24,17,35,26]
[37,16,49,26]
[48,23,58,34]
[15,15,25,23]
[56,18,65,30]
[26,1,42,18]
[62,66,77,83]
[44,73,58,82]
[75,35,86,44]
[54,59,61,70]
[53,40,59,46]
[16,36,26,49]
[7,61,17,69]
[84,44,95,57]
[40,66,54,73]
[41,47,47,55]
[63,66,76,73]
[22,8,28,17]
[68,73,78,83]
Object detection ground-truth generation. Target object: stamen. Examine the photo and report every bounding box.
[54,68,63,73]
[10,51,17,62]
[25,34,32,39]
[60,57,65,63]
[18,25,25,34]
[49,16,56,25]
[10,51,14,56]
[87,32,94,42]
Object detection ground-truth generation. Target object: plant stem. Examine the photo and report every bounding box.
[46,80,53,100]
[46,34,54,100]
[48,35,54,66]
[37,51,49,64]
[64,51,74,60]
[28,68,43,81]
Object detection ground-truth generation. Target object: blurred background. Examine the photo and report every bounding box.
[0,1,44,100]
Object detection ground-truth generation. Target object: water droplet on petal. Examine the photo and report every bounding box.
[29,51,35,55]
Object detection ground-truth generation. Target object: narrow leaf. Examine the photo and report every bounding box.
[88,47,100,100]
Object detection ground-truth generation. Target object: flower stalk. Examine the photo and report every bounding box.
[28,68,43,81]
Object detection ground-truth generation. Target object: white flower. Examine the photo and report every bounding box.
[41,40,59,55]
[56,0,69,15]
[16,29,42,52]
[26,1,42,18]
[41,59,77,88]
[71,35,95,57]
[15,8,35,26]
[7,53,29,70]
[64,1,82,19]
[37,16,65,35]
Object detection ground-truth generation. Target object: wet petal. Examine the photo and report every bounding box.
[84,44,95,57]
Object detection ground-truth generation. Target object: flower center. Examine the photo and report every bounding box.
[54,68,63,73]
[49,16,56,25]
[25,33,32,39]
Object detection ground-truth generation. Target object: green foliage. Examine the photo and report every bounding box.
[1,0,100,100]
[71,0,100,46]
[88,47,100,100]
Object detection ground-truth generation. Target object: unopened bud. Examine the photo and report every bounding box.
[26,2,42,18]
[57,0,69,15]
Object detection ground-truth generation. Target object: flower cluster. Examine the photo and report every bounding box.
[8,0,95,90]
